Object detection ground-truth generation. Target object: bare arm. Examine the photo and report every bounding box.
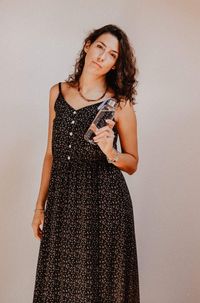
[34,84,59,210]
[106,100,139,175]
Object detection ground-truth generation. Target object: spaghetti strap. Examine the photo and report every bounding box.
[58,82,62,94]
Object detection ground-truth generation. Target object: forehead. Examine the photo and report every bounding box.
[95,33,119,53]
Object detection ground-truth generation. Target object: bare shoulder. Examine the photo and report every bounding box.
[48,81,67,108]
[114,98,136,124]
[49,83,60,100]
[61,81,73,93]
[105,88,136,124]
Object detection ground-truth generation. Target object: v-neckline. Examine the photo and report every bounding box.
[59,92,105,112]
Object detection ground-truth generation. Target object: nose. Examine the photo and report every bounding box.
[97,50,106,61]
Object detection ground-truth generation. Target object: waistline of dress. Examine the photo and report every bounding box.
[52,156,110,169]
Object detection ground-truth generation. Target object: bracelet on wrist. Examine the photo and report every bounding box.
[34,208,45,212]
[106,148,120,163]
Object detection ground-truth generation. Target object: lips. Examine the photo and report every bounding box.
[93,61,102,68]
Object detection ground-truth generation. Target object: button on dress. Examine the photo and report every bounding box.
[32,82,140,303]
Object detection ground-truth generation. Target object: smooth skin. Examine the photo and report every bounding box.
[32,32,139,240]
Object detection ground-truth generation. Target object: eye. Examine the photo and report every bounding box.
[111,53,116,58]
[97,44,103,48]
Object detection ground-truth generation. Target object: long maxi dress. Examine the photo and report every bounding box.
[32,82,140,303]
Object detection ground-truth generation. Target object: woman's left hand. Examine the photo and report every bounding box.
[91,119,115,156]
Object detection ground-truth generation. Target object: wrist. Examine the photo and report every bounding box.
[34,208,45,212]
[106,147,120,163]
[106,147,116,158]
[34,202,45,212]
[36,201,45,209]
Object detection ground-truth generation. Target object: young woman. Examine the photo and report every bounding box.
[32,24,140,302]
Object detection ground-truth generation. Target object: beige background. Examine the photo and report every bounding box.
[0,0,200,302]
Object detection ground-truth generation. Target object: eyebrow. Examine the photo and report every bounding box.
[96,41,119,54]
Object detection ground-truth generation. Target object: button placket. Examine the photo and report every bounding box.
[67,111,77,160]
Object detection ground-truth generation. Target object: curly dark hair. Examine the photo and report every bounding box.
[65,24,139,106]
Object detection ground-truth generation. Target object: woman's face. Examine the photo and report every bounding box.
[83,33,119,75]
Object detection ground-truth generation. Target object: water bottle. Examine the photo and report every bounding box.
[84,98,117,145]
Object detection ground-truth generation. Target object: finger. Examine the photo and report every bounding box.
[35,233,42,240]
[93,135,114,143]
[91,121,114,135]
[33,231,41,240]
[95,125,113,135]
[94,128,114,139]
[93,131,115,141]
[33,225,43,240]
[35,234,42,240]
[90,123,99,133]
[105,119,115,127]
[36,229,43,240]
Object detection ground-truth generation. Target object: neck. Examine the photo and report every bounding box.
[78,68,107,95]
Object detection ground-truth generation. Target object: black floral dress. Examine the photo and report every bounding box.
[32,82,140,303]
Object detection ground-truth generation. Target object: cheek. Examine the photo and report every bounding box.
[105,62,114,71]
[108,56,116,66]
[87,48,96,58]
[93,48,101,56]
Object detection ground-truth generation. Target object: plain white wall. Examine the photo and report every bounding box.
[0,0,200,302]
